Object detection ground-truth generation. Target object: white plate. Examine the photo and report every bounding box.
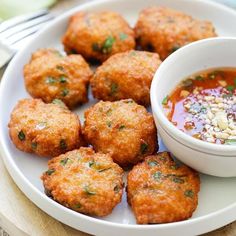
[0,0,236,235]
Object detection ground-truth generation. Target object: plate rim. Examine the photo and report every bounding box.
[1,0,236,234]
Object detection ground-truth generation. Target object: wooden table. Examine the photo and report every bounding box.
[0,0,235,235]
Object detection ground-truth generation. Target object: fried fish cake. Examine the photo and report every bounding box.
[91,50,162,106]
[127,152,200,224]
[8,99,81,157]
[135,6,217,60]
[62,11,135,62]
[83,99,158,167]
[24,48,92,109]
[41,147,124,216]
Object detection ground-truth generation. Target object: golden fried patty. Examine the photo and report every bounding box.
[127,152,200,224]
[83,99,158,167]
[8,99,81,157]
[91,50,162,106]
[41,147,124,216]
[135,6,217,60]
[24,48,92,109]
[62,11,135,62]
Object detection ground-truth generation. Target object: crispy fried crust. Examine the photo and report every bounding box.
[24,48,93,109]
[62,11,135,62]
[135,7,217,60]
[91,50,162,106]
[83,99,158,167]
[41,147,124,216]
[127,152,200,224]
[8,99,81,157]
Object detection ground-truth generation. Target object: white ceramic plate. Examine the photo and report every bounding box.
[1,0,236,235]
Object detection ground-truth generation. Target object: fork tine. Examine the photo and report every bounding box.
[8,21,49,45]
[0,14,53,39]
[0,9,48,34]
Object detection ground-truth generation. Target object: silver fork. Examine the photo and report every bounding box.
[0,10,54,69]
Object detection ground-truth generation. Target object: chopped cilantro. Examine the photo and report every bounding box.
[60,139,67,150]
[45,77,56,84]
[148,160,158,167]
[153,171,162,181]
[140,142,148,154]
[61,88,69,97]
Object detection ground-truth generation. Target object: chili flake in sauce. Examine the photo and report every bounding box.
[163,68,236,144]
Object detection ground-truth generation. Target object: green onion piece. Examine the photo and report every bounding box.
[60,157,70,166]
[162,95,169,105]
[119,32,128,41]
[110,83,118,95]
[46,169,55,175]
[45,77,56,84]
[92,43,100,52]
[140,142,148,154]
[31,142,37,150]
[153,171,162,181]
[114,185,120,193]
[83,186,96,195]
[75,203,82,208]
[148,161,158,167]
[224,139,236,145]
[61,88,69,97]
[106,121,112,127]
[52,99,66,108]
[118,125,125,130]
[172,177,185,184]
[60,139,67,150]
[59,76,67,83]
[184,189,194,198]
[195,75,204,81]
[18,130,25,141]
[98,167,111,172]
[102,36,115,54]
[226,85,234,92]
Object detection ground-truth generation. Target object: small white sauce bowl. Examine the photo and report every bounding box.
[151,37,236,177]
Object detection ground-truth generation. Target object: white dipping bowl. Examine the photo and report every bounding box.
[151,37,236,177]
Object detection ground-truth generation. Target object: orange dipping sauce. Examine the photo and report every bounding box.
[163,68,236,145]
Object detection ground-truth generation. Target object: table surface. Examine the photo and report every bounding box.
[0,0,236,235]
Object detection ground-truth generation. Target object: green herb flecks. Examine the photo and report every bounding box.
[153,171,162,181]
[162,95,169,105]
[170,164,179,170]
[184,189,194,198]
[84,186,96,195]
[18,130,25,141]
[61,88,69,97]
[45,77,56,84]
[172,177,185,184]
[110,83,118,95]
[118,125,125,131]
[148,160,158,167]
[52,99,66,108]
[140,142,148,154]
[92,43,100,52]
[101,36,115,54]
[224,139,236,145]
[106,121,112,128]
[106,108,112,115]
[195,75,204,81]
[119,32,128,41]
[56,65,64,71]
[59,76,67,83]
[98,167,111,172]
[46,169,55,175]
[226,85,234,92]
[88,160,95,167]
[60,139,67,150]
[75,203,82,208]
[60,157,71,166]
[114,185,120,193]
[31,142,37,150]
